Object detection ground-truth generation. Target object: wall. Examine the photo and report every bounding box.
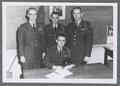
[6,6,113,49]
[6,6,39,49]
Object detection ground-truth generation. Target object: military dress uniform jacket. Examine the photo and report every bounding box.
[17,22,44,69]
[43,23,66,51]
[44,46,71,69]
[66,20,93,65]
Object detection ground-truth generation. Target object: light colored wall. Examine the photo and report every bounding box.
[6,6,39,49]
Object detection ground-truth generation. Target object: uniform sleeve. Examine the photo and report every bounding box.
[41,28,46,53]
[60,24,66,34]
[16,26,25,61]
[66,48,73,65]
[43,49,54,69]
[65,24,71,48]
[43,26,48,52]
[85,25,93,57]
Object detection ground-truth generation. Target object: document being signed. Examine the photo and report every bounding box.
[45,68,73,79]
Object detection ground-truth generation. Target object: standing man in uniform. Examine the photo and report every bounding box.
[44,12,66,51]
[66,7,93,67]
[17,8,44,70]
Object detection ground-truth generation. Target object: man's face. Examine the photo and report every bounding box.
[27,9,37,22]
[73,9,83,22]
[56,36,66,48]
[51,14,59,25]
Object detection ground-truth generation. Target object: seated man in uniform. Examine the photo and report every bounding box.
[44,33,75,70]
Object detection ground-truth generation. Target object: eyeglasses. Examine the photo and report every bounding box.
[29,14,37,15]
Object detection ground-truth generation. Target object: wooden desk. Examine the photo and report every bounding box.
[23,63,113,79]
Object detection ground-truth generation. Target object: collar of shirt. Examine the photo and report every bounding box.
[29,20,36,27]
[57,46,63,53]
[75,19,82,26]
[53,24,58,28]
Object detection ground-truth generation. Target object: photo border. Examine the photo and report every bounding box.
[2,2,118,84]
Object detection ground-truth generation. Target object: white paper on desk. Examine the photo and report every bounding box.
[45,72,64,79]
[54,68,73,76]
[45,69,73,79]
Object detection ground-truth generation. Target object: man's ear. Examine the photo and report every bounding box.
[56,40,58,43]
[27,14,29,18]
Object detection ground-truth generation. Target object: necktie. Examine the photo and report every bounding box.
[75,23,78,27]
[59,49,62,56]
[33,24,36,30]
[54,26,57,30]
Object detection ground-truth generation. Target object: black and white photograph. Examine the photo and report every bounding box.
[2,2,117,83]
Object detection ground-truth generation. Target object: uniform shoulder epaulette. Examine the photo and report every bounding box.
[20,22,27,27]
[18,23,27,31]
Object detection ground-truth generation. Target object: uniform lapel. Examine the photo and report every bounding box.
[77,20,85,28]
[50,24,55,33]
[55,46,61,57]
[61,47,66,57]
[57,24,60,29]
[51,24,54,29]
[55,46,65,57]
[27,22,34,30]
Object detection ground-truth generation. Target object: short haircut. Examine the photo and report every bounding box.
[71,7,82,21]
[71,7,82,14]
[51,11,60,17]
[26,8,37,14]
[56,33,66,40]
[25,7,37,20]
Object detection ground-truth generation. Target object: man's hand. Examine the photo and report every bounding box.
[52,65,62,70]
[42,52,46,59]
[20,56,26,63]
[84,56,90,62]
[63,64,75,70]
